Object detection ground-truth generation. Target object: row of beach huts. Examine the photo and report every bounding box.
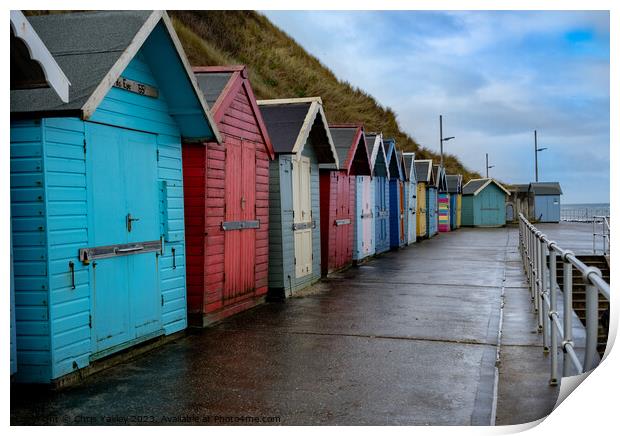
[10,11,513,383]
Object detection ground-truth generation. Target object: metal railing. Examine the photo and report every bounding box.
[592,215,610,255]
[561,207,610,222]
[519,213,610,384]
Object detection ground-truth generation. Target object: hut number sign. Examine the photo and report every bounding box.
[114,76,159,98]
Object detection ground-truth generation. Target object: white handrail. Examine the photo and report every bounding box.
[519,213,610,384]
[592,215,610,255]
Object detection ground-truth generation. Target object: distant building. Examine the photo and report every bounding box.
[461,178,511,227]
[506,184,534,223]
[530,182,563,223]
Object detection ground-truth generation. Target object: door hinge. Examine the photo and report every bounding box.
[83,139,87,155]
[88,315,92,328]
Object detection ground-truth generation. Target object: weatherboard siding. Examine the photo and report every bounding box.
[156,134,188,335]
[534,195,561,223]
[268,156,286,290]
[10,120,52,382]
[43,118,91,379]
[90,52,179,138]
[461,196,474,226]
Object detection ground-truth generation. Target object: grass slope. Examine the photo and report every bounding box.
[171,11,480,180]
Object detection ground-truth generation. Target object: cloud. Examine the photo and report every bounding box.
[263,10,610,203]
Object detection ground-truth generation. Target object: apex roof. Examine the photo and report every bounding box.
[257,97,338,166]
[446,174,463,194]
[193,65,274,159]
[462,178,511,196]
[414,159,433,183]
[327,124,372,176]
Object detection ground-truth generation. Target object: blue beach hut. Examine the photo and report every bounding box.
[402,153,418,244]
[10,11,221,383]
[385,140,405,249]
[530,182,562,223]
[368,133,390,254]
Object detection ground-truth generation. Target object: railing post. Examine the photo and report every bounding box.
[540,235,549,350]
[528,226,532,290]
[536,232,544,331]
[584,267,602,371]
[562,250,574,377]
[548,243,558,384]
[592,218,596,253]
[531,228,536,304]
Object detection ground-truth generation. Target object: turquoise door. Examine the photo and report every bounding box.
[86,123,162,355]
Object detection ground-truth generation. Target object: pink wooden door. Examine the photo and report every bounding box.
[334,172,350,268]
[224,139,256,301]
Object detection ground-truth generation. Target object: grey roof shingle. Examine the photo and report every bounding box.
[11,11,153,114]
[195,72,233,108]
[403,154,414,177]
[446,175,461,194]
[462,179,488,195]
[330,127,358,166]
[414,160,431,183]
[530,182,563,195]
[259,102,312,154]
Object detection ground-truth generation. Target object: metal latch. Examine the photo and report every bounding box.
[222,220,260,231]
[79,240,161,265]
[292,221,316,231]
[126,213,140,232]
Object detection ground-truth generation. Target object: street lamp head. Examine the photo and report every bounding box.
[537,147,547,152]
[443,136,455,141]
[489,165,495,169]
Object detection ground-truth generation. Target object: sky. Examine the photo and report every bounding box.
[263,10,610,204]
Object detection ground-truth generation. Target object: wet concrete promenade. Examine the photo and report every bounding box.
[11,227,560,425]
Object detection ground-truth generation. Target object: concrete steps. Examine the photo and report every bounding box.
[552,255,610,356]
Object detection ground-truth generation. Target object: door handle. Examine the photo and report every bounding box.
[126,213,140,232]
[115,245,144,254]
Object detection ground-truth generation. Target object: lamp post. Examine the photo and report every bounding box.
[439,115,455,168]
[486,153,494,178]
[534,130,547,182]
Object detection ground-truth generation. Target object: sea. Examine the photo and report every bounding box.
[561,203,610,222]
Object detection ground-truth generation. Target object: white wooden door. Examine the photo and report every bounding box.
[293,157,312,278]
